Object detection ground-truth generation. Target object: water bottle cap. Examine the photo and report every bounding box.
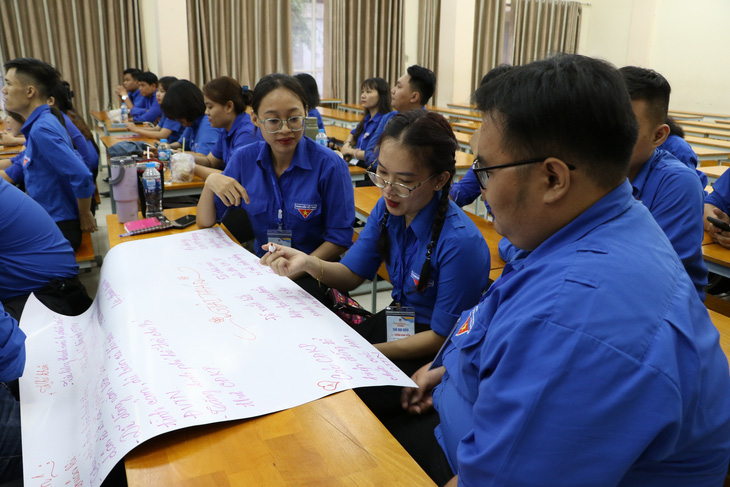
[146,162,155,168]
[160,139,167,143]
[319,129,325,132]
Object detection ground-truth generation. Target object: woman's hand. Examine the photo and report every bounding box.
[400,363,445,415]
[260,244,314,278]
[125,122,139,132]
[204,173,250,206]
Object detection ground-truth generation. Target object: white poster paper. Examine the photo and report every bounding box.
[19,228,414,487]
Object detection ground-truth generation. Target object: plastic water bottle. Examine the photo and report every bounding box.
[158,139,171,174]
[315,128,328,147]
[121,103,129,123]
[142,162,163,218]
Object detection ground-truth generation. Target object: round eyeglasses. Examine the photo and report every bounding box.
[367,170,437,198]
[259,116,306,134]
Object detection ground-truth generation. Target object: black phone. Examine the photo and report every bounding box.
[707,216,730,232]
[171,214,197,229]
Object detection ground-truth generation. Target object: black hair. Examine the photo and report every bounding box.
[406,65,436,106]
[161,79,206,123]
[666,116,685,138]
[619,66,671,126]
[50,80,98,152]
[137,71,158,86]
[479,64,513,87]
[123,68,142,79]
[203,76,252,114]
[375,110,457,293]
[473,54,638,189]
[252,73,308,115]
[3,57,60,100]
[4,110,25,125]
[294,73,320,111]
[158,76,178,92]
[352,77,392,142]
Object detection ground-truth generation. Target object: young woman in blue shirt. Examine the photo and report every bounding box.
[161,80,220,155]
[197,73,355,302]
[126,76,183,143]
[294,73,325,131]
[340,77,391,165]
[261,110,490,379]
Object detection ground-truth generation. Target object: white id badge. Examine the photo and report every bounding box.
[386,306,416,342]
[267,228,292,247]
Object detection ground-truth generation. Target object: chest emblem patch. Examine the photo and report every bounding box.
[294,203,317,219]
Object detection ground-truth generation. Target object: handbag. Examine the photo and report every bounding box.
[327,288,372,327]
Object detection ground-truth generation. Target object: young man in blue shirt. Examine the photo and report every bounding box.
[115,67,141,109]
[363,65,436,168]
[620,67,707,301]
[1,57,97,251]
[130,71,162,123]
[401,55,730,487]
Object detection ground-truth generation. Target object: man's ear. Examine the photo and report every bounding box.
[542,157,572,204]
[653,123,670,148]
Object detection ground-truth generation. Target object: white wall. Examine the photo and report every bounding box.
[436,0,476,106]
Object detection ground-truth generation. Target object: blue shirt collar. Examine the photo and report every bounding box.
[21,104,51,138]
[192,114,207,131]
[226,112,251,139]
[255,136,313,172]
[389,192,442,244]
[522,180,635,266]
[630,148,659,195]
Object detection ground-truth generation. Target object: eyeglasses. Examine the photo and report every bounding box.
[367,170,437,198]
[259,116,306,134]
[472,156,575,189]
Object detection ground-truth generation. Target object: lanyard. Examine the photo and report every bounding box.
[392,226,419,305]
[267,166,285,228]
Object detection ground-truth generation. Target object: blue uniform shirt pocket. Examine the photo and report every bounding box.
[290,200,322,222]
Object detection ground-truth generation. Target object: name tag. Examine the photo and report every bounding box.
[386,306,415,342]
[267,228,292,247]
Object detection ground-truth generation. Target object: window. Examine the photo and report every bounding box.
[291,0,325,95]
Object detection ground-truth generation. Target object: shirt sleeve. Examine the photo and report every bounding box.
[5,152,24,184]
[341,199,386,280]
[131,98,162,123]
[0,304,25,383]
[194,125,222,156]
[449,168,481,207]
[319,156,355,249]
[453,319,681,486]
[429,233,490,337]
[706,169,730,211]
[210,132,225,160]
[35,125,95,199]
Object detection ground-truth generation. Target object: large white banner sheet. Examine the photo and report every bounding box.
[19,228,413,486]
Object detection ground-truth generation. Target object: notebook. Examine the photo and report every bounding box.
[122,216,173,236]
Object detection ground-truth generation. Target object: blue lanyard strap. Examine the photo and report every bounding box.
[267,166,285,228]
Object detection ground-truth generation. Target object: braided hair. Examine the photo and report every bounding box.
[374,110,458,293]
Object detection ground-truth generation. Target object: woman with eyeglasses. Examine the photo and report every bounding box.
[261,110,490,412]
[197,73,355,301]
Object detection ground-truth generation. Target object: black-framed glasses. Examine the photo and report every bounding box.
[367,170,437,198]
[472,156,575,189]
[259,116,306,134]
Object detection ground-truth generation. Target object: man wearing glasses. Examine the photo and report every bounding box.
[401,55,730,486]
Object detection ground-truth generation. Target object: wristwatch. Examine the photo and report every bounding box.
[121,95,128,101]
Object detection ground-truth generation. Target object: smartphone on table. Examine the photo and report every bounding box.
[171,214,197,229]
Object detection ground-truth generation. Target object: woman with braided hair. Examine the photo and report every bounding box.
[261,110,490,387]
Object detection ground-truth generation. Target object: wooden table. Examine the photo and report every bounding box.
[699,165,729,184]
[669,109,730,120]
[317,107,361,128]
[91,110,129,135]
[426,105,482,122]
[338,103,364,114]
[679,120,730,131]
[686,135,730,151]
[681,126,730,141]
[707,310,730,365]
[109,207,435,487]
[324,124,353,143]
[447,102,477,111]
[693,146,730,161]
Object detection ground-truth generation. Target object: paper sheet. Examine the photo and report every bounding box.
[19,228,414,487]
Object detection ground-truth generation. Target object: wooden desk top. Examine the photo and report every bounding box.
[100,134,157,149]
[451,121,481,133]
[126,388,435,486]
[693,146,730,158]
[681,126,730,139]
[112,207,435,486]
[447,102,477,111]
[669,109,730,119]
[679,120,730,131]
[454,131,471,146]
[426,105,481,120]
[338,103,364,113]
[317,107,362,123]
[0,145,23,157]
[353,186,505,272]
[90,110,108,122]
[686,136,730,150]
[708,310,730,365]
[455,150,474,170]
[325,124,353,142]
[699,165,729,178]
